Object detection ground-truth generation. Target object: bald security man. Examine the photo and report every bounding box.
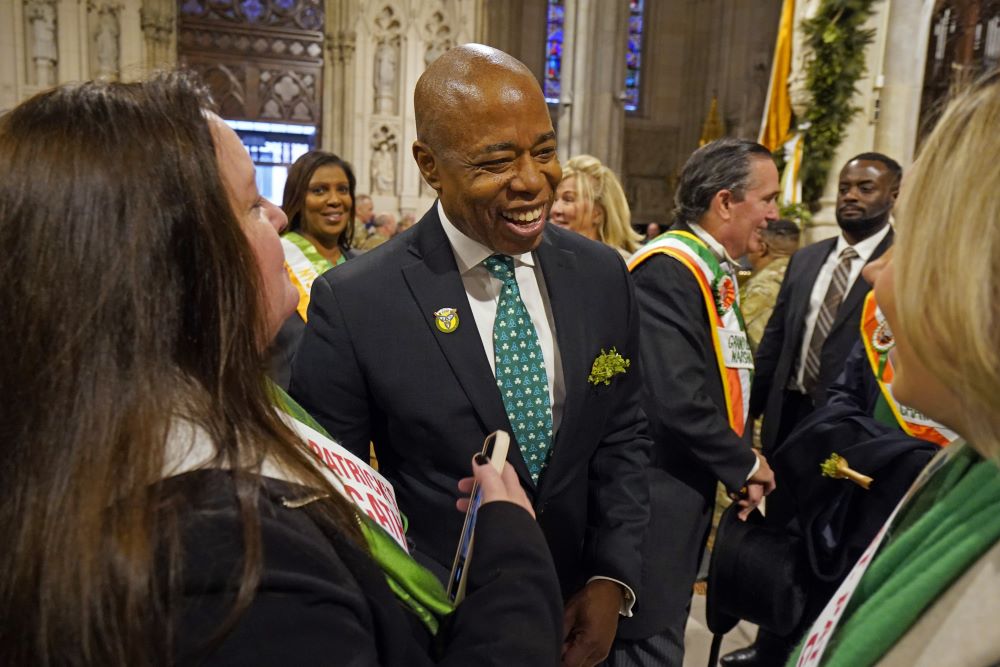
[290,45,652,667]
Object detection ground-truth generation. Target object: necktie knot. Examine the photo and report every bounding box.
[839,246,859,261]
[483,254,517,284]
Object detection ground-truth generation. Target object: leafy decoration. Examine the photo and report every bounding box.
[800,0,881,206]
[588,347,630,386]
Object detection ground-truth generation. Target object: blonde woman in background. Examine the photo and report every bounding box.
[786,69,1000,667]
[550,154,642,259]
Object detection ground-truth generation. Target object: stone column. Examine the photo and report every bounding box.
[557,0,629,175]
[875,0,936,166]
[25,0,59,87]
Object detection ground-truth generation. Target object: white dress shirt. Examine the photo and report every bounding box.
[438,202,635,615]
[792,224,892,391]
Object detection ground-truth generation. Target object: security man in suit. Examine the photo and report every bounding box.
[724,155,902,666]
[615,138,778,666]
[290,45,652,667]
[751,153,901,458]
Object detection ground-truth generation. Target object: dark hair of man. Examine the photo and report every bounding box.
[847,151,903,187]
[0,74,362,665]
[672,137,774,227]
[281,150,357,251]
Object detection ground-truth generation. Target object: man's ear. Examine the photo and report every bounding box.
[412,140,441,192]
[889,185,900,206]
[711,189,734,222]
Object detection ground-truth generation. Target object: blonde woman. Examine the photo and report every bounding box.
[787,70,1000,667]
[550,154,642,259]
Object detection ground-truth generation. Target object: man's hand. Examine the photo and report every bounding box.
[736,451,777,521]
[561,579,622,667]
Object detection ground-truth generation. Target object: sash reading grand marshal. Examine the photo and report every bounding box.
[628,230,753,436]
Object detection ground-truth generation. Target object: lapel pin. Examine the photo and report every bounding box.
[434,307,460,334]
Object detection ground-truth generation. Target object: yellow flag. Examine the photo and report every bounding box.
[758,0,795,152]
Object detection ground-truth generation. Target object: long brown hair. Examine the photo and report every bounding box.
[0,73,362,665]
[281,150,357,251]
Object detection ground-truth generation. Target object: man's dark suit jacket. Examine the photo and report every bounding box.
[289,205,651,603]
[171,470,563,665]
[751,229,894,454]
[620,222,757,641]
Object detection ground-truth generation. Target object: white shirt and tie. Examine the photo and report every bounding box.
[438,202,635,615]
[791,224,892,392]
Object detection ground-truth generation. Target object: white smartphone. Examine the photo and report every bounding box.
[446,430,510,604]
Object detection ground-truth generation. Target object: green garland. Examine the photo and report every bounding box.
[800,0,881,206]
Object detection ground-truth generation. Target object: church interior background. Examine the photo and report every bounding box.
[2,0,998,243]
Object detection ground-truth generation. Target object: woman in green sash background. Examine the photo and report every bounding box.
[788,70,1000,667]
[271,151,359,387]
[0,74,562,666]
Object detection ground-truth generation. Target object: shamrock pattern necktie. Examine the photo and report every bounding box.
[482,254,553,482]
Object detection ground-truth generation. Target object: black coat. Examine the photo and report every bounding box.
[619,222,758,641]
[751,230,894,454]
[170,470,563,666]
[289,206,652,602]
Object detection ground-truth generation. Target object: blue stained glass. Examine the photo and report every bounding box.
[544,0,564,103]
[180,0,203,15]
[625,0,645,111]
[274,0,294,9]
[241,0,264,21]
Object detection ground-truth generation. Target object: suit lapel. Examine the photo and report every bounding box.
[399,210,534,488]
[533,230,585,498]
[788,239,836,345]
[829,228,894,334]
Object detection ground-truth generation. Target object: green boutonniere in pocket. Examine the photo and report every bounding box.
[588,347,630,386]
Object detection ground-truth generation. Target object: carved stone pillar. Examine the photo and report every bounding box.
[140,0,174,70]
[25,0,59,86]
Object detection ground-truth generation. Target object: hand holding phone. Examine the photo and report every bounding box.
[448,430,510,603]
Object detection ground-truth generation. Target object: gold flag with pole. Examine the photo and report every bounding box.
[758,0,796,153]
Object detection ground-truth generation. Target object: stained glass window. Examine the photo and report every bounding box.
[543,1,645,111]
[625,0,645,112]
[544,0,565,104]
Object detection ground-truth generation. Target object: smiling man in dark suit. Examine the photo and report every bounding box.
[290,44,651,667]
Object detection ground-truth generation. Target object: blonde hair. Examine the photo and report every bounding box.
[894,69,1000,457]
[562,154,643,254]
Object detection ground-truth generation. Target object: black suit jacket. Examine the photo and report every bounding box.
[289,205,651,601]
[620,222,758,640]
[751,229,894,454]
[170,470,563,666]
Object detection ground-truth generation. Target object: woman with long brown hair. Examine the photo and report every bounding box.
[0,74,561,665]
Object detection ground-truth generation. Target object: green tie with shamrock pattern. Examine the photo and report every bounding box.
[483,254,553,482]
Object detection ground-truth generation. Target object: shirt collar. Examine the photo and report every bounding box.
[688,221,741,268]
[437,200,536,273]
[835,222,892,262]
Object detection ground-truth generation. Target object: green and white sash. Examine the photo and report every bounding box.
[629,230,753,435]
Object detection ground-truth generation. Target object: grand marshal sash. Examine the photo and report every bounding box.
[860,291,957,446]
[628,231,753,436]
[281,232,339,322]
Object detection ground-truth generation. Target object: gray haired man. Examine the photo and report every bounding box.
[608,139,779,666]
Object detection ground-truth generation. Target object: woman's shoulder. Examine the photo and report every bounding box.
[878,538,1000,666]
[164,470,400,664]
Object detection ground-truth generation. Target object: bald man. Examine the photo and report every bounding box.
[291,45,651,666]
